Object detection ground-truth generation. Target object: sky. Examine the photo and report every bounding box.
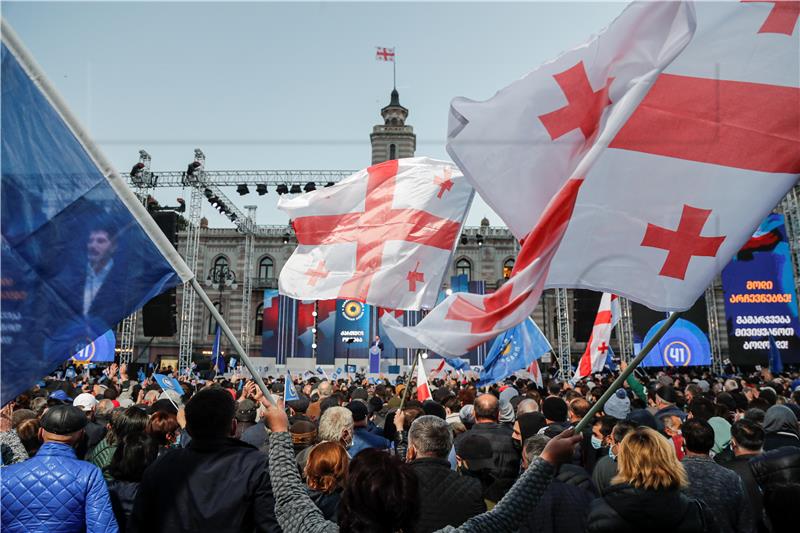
[3,0,627,228]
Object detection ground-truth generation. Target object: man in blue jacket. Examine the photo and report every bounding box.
[1,405,118,533]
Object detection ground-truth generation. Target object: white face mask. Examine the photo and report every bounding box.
[591,435,603,450]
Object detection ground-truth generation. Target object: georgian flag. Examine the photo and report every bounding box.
[573,293,620,381]
[384,1,800,356]
[278,158,473,311]
[416,355,432,402]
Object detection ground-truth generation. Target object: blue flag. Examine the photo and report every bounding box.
[153,373,182,395]
[211,325,226,374]
[604,345,618,373]
[445,357,470,371]
[0,29,190,405]
[478,318,551,387]
[284,371,299,402]
[137,368,146,383]
[70,329,116,364]
[768,334,783,374]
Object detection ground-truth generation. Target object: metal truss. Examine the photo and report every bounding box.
[555,288,572,380]
[782,183,800,297]
[616,297,635,364]
[705,282,724,374]
[144,169,354,188]
[239,206,257,358]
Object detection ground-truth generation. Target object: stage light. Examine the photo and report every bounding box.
[282,233,290,244]
[311,311,318,317]
[460,235,468,245]
[289,184,302,194]
[304,182,316,193]
[130,162,145,177]
[311,327,317,333]
[256,184,268,195]
[312,343,318,349]
[176,198,186,213]
[276,184,289,195]
[325,182,335,188]
[236,184,249,195]
[203,188,213,199]
[445,288,453,296]
[228,213,237,221]
[186,161,202,177]
[421,352,429,359]
[476,234,484,247]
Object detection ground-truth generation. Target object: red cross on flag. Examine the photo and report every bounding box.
[277,157,473,310]
[416,355,432,402]
[574,293,620,382]
[384,1,800,356]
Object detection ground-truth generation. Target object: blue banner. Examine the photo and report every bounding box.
[70,329,115,364]
[261,289,280,357]
[478,318,551,387]
[1,42,181,405]
[334,300,371,359]
[640,317,712,367]
[721,214,800,365]
[153,373,182,396]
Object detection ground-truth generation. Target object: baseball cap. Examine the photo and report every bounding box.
[73,393,98,412]
[41,405,88,435]
[49,390,73,403]
[455,434,494,470]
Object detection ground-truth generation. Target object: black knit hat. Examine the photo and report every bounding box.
[40,405,88,435]
[455,434,494,470]
[542,397,568,423]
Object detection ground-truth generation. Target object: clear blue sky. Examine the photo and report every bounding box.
[4,0,626,227]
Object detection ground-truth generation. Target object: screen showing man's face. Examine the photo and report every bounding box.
[87,230,115,267]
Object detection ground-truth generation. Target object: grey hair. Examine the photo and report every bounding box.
[409,415,452,458]
[317,381,333,399]
[319,406,353,442]
[517,398,539,415]
[523,434,550,466]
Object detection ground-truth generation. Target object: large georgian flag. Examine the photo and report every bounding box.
[574,293,620,381]
[278,157,473,310]
[385,1,800,356]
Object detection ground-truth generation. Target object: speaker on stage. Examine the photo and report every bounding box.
[142,211,178,337]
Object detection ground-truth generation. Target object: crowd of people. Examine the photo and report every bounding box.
[1,359,800,533]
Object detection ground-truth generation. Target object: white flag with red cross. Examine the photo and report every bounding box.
[573,293,620,381]
[527,359,543,388]
[385,0,800,356]
[277,157,473,310]
[416,355,432,402]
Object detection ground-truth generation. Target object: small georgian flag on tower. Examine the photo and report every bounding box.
[375,47,395,62]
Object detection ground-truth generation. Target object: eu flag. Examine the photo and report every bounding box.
[478,318,551,387]
[1,25,191,405]
[284,371,300,402]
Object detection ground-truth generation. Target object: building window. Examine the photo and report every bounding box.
[503,258,515,279]
[255,303,264,336]
[208,301,222,335]
[389,144,396,160]
[258,256,274,280]
[211,255,229,278]
[456,258,472,280]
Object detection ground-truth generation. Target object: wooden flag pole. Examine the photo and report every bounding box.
[191,278,278,406]
[573,312,681,434]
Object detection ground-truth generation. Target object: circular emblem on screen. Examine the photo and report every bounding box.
[663,340,692,367]
[342,300,364,321]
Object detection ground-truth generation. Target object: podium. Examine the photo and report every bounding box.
[369,345,381,373]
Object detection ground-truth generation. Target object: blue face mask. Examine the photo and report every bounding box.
[608,446,617,461]
[591,435,603,450]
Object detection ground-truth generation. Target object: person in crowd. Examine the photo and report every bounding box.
[592,420,636,495]
[89,406,148,480]
[456,393,520,481]
[540,397,571,437]
[106,433,159,532]
[297,405,354,471]
[305,440,349,522]
[708,416,732,456]
[720,419,765,531]
[587,426,716,532]
[512,412,547,453]
[520,435,595,533]
[290,420,318,455]
[444,395,462,425]
[347,400,390,456]
[1,405,118,532]
[749,447,800,533]
[16,417,42,457]
[307,380,333,421]
[128,388,280,532]
[681,418,752,533]
[407,415,486,531]
[73,392,106,450]
[454,433,504,509]
[762,404,800,450]
[651,385,686,431]
[145,411,181,456]
[258,388,582,533]
[516,398,539,416]
[234,398,258,439]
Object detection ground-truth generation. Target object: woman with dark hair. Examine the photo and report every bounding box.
[88,406,148,480]
[305,441,350,522]
[106,432,159,531]
[15,418,41,457]
[256,388,581,533]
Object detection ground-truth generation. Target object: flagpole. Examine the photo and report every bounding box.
[573,311,681,434]
[398,351,420,411]
[191,278,278,406]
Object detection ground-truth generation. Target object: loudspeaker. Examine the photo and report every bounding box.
[142,212,178,337]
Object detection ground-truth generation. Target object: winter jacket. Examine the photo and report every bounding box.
[268,431,557,533]
[350,426,391,457]
[520,463,595,533]
[128,437,280,533]
[87,437,116,481]
[0,429,28,465]
[682,455,753,533]
[586,483,717,533]
[107,479,140,532]
[309,488,341,522]
[721,453,765,533]
[763,432,800,451]
[410,457,486,532]
[1,441,119,533]
[455,422,520,481]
